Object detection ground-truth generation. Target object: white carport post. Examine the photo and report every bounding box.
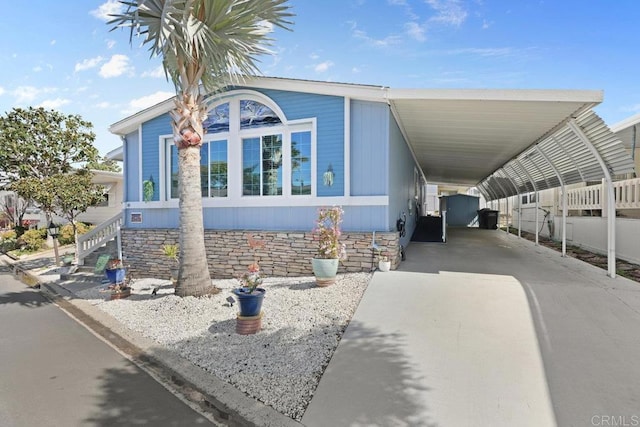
[536,146,567,257]
[505,164,528,239]
[567,120,617,278]
[501,170,521,238]
[493,178,510,234]
[515,159,539,245]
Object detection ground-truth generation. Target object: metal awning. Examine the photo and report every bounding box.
[476,109,636,201]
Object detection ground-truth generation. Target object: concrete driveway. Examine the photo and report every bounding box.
[304,227,640,427]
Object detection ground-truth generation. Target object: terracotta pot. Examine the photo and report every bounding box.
[236,313,262,335]
[110,288,131,300]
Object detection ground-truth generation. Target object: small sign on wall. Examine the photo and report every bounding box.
[130,212,143,224]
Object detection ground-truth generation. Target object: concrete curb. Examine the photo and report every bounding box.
[5,258,302,427]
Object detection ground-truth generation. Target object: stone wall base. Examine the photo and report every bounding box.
[121,229,400,279]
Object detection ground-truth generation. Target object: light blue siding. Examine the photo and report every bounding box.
[141,113,172,202]
[259,89,345,197]
[124,87,395,233]
[387,110,418,247]
[124,206,387,231]
[124,130,140,202]
[350,100,388,196]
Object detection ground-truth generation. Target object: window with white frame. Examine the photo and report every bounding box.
[167,139,229,199]
[164,93,314,200]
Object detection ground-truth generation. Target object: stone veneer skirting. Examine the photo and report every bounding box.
[121,229,400,279]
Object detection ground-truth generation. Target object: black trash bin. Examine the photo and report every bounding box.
[477,208,499,229]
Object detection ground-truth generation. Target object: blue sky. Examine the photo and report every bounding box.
[1,0,639,156]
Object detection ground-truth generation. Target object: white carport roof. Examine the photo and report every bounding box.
[386,88,636,201]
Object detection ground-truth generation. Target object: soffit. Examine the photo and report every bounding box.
[387,89,604,186]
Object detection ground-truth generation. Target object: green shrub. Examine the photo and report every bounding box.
[1,230,17,241]
[18,228,47,252]
[58,223,92,245]
[1,229,17,253]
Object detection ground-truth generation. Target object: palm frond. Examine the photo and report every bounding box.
[109,0,294,95]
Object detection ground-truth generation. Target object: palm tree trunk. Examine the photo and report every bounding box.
[175,144,212,297]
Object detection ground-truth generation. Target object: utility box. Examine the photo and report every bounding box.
[477,208,498,229]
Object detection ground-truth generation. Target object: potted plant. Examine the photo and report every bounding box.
[311,206,346,287]
[162,244,179,284]
[378,251,391,272]
[232,234,267,321]
[232,262,266,317]
[105,258,126,284]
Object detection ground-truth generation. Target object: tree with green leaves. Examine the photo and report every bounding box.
[110,0,293,297]
[11,172,106,258]
[87,156,122,173]
[0,107,99,184]
[0,107,100,240]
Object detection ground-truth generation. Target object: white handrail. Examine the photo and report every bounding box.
[76,212,124,265]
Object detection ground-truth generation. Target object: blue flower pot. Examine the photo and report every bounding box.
[233,287,265,317]
[105,268,126,284]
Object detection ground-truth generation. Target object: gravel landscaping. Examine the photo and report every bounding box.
[74,272,371,421]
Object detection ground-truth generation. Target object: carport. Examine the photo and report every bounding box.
[386,89,636,278]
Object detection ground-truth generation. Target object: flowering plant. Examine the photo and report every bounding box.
[106,258,125,269]
[237,262,264,293]
[235,234,266,294]
[313,206,347,260]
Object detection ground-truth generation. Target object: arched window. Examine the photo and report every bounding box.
[165,91,314,201]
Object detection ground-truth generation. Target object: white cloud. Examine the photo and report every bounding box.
[355,30,403,48]
[351,22,403,48]
[75,56,104,72]
[352,67,361,74]
[99,54,133,78]
[38,98,71,109]
[106,39,116,49]
[95,101,112,109]
[426,0,468,27]
[33,66,43,72]
[314,61,334,73]
[123,91,174,115]
[141,65,165,78]
[90,0,124,21]
[405,21,426,41]
[482,19,492,29]
[50,39,56,45]
[0,86,5,96]
[11,86,57,104]
[13,86,41,104]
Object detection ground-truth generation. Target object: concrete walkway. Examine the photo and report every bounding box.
[303,227,640,427]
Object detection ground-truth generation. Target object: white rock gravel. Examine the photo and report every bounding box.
[75,273,371,421]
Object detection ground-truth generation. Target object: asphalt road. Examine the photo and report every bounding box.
[0,267,216,427]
